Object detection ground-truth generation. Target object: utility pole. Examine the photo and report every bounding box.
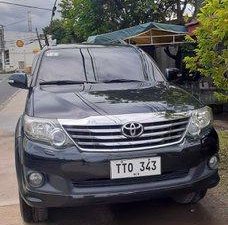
[36,28,43,50]
[48,0,57,34]
[28,11,32,32]
[0,25,5,72]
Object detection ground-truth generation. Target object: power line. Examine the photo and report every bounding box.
[0,1,52,11]
[5,36,38,42]
[5,18,27,27]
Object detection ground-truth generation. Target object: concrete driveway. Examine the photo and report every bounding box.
[0,91,227,225]
[0,73,18,107]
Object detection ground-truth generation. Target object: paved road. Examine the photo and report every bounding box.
[0,73,18,107]
[0,91,227,225]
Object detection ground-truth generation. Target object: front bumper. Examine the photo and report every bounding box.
[21,163,219,208]
[16,129,219,208]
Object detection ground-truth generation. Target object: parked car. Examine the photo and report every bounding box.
[8,44,219,223]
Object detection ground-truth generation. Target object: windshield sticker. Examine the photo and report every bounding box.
[45,51,59,57]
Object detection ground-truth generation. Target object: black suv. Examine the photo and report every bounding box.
[9,44,219,223]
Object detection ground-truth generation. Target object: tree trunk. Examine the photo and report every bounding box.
[176,0,183,25]
[164,46,183,70]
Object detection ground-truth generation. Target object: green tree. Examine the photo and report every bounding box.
[43,19,79,44]
[59,0,202,41]
[155,0,203,24]
[59,0,159,40]
[184,0,228,101]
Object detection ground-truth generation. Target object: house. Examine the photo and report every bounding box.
[3,31,53,73]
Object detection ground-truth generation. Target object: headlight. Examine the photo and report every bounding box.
[188,106,213,136]
[23,115,73,148]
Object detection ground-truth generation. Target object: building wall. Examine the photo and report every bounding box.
[4,31,41,72]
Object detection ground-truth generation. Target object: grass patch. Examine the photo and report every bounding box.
[217,130,228,192]
[218,130,228,171]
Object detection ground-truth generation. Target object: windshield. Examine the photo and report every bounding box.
[37,46,163,84]
[38,49,86,83]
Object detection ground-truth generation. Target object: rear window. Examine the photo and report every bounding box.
[38,49,86,82]
[89,47,145,81]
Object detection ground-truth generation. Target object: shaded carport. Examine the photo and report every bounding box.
[87,22,187,46]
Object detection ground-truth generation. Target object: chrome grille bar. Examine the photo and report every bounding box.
[60,113,190,152]
[144,121,188,131]
[77,134,182,146]
[71,127,186,140]
[66,128,121,133]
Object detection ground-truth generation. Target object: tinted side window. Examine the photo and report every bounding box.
[153,64,165,82]
[142,52,165,82]
[31,55,39,74]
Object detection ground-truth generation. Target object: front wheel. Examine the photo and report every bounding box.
[19,195,48,223]
[172,190,207,204]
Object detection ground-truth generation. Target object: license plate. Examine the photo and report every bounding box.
[110,157,161,179]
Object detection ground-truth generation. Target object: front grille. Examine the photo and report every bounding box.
[72,169,189,188]
[62,117,189,152]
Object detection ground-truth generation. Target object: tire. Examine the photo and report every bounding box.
[19,195,48,223]
[172,189,207,204]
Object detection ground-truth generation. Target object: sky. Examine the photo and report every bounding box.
[0,0,61,33]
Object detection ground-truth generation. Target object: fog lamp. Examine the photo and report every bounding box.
[208,156,219,170]
[28,172,44,188]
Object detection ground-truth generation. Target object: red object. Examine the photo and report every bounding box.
[186,20,200,35]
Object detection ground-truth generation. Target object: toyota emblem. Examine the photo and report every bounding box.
[122,122,144,138]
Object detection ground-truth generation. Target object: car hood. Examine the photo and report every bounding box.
[28,82,203,119]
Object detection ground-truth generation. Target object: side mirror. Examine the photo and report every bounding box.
[8,73,28,89]
[165,68,182,82]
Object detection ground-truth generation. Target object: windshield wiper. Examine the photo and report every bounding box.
[39,80,96,85]
[102,79,143,83]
